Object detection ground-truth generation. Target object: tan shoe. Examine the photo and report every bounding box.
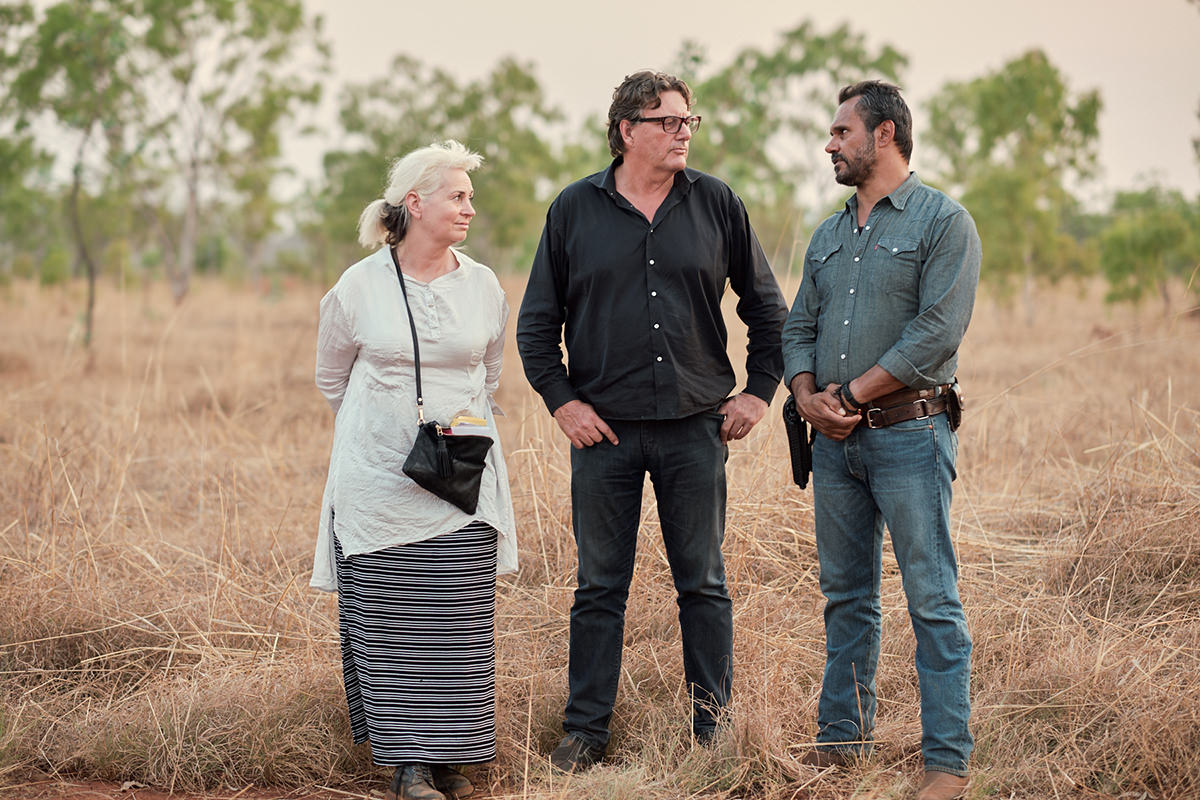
[385,764,446,800]
[916,770,968,800]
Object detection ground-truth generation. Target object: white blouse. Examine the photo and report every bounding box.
[311,246,517,592]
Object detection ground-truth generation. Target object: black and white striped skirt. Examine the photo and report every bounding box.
[334,521,498,765]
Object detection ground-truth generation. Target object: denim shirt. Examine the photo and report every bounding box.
[782,173,981,390]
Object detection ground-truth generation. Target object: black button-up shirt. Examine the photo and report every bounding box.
[516,159,788,420]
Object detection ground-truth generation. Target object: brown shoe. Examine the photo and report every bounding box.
[431,765,473,799]
[916,770,968,800]
[385,764,446,800]
[800,746,860,768]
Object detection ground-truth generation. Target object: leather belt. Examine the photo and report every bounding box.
[863,384,952,429]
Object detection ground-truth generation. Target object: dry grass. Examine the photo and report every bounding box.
[1,275,1198,799]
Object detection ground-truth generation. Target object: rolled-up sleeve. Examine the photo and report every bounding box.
[876,209,981,386]
[315,289,358,413]
[484,289,509,414]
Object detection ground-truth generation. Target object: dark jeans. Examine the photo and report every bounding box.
[564,411,732,747]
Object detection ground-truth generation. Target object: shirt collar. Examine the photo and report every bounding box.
[590,157,700,199]
[843,171,922,217]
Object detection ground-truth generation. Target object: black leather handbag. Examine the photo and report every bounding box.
[391,248,493,514]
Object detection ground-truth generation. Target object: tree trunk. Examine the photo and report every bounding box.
[1022,227,1036,327]
[1022,267,1036,327]
[170,158,201,304]
[67,144,97,348]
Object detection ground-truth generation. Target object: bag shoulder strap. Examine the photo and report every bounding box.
[388,246,426,424]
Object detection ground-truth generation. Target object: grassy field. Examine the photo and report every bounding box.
[1,274,1198,799]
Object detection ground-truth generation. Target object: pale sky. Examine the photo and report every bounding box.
[299,0,1200,202]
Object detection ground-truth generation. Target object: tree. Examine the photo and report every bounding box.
[926,49,1101,322]
[2,0,142,346]
[131,0,328,301]
[305,55,564,276]
[675,21,907,268]
[1100,186,1199,312]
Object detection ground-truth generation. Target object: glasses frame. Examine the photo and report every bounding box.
[632,114,702,134]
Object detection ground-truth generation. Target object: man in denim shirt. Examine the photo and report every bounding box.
[781,81,981,800]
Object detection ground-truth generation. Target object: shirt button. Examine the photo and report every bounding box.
[653,323,660,329]
[650,291,657,297]
[843,320,849,325]
[649,259,655,265]
[865,225,871,230]
[656,356,663,362]
[840,354,847,360]
[849,289,855,294]
[892,247,899,253]
[853,257,860,262]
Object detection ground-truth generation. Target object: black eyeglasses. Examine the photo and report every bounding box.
[632,115,702,134]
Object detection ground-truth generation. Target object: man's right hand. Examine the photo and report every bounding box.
[791,374,860,441]
[552,399,619,449]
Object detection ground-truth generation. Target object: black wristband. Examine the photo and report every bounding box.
[839,382,865,411]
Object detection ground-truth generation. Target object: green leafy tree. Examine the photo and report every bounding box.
[676,21,907,269]
[926,49,1101,322]
[132,0,327,301]
[305,55,563,276]
[1100,186,1199,312]
[2,0,141,345]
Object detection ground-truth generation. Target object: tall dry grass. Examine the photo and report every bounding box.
[1,275,1198,799]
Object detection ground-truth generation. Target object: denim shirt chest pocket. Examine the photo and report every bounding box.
[872,236,921,296]
[807,240,844,305]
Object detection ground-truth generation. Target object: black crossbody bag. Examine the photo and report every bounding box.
[390,248,493,514]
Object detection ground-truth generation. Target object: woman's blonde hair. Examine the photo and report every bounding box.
[356,139,484,248]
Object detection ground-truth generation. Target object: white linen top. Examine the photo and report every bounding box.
[311,246,517,592]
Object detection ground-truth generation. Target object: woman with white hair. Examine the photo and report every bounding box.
[312,140,517,800]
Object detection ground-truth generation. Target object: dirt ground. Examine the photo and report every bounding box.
[0,781,374,800]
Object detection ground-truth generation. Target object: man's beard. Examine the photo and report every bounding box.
[833,137,877,186]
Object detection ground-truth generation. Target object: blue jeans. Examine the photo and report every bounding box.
[811,412,972,776]
[564,412,732,747]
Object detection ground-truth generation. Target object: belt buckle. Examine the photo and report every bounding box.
[865,407,886,428]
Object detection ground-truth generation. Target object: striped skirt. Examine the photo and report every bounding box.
[334,521,498,765]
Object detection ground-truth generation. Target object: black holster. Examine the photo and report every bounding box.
[946,378,964,432]
[782,398,814,489]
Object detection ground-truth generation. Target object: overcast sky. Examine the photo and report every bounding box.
[299,0,1200,202]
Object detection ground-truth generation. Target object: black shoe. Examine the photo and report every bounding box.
[549,734,606,773]
[386,764,446,800]
[431,765,473,799]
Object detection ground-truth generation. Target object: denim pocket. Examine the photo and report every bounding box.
[875,236,920,295]
[886,416,935,432]
[808,241,844,305]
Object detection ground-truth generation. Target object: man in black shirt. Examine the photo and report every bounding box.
[516,70,788,771]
